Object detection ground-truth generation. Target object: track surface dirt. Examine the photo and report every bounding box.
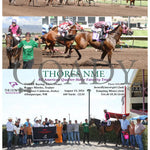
[3,0,147,16]
[3,47,147,69]
[41,47,147,69]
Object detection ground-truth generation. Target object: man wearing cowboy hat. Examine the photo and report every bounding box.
[6,117,14,149]
[135,118,145,150]
[24,118,32,127]
[117,114,130,148]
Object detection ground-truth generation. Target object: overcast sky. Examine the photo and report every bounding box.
[2,69,135,124]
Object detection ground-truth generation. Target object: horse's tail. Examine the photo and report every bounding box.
[56,35,76,42]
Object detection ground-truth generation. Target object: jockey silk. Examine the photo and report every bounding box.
[9,25,20,36]
[105,112,110,121]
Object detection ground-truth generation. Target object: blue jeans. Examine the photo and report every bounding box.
[67,132,74,143]
[130,135,135,147]
[62,132,67,142]
[121,132,129,146]
[74,131,80,143]
[19,136,23,145]
[135,134,143,150]
[23,134,27,144]
[7,131,13,148]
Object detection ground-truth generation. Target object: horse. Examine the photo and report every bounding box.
[62,24,133,67]
[126,0,135,6]
[5,33,22,68]
[42,24,81,54]
[9,0,16,5]
[41,26,58,52]
[89,118,121,147]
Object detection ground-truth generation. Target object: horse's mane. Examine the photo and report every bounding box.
[108,25,121,34]
[91,118,101,122]
[52,26,58,31]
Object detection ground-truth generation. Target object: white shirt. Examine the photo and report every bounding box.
[6,121,14,132]
[119,119,130,130]
[49,124,55,127]
[14,126,20,135]
[41,124,48,127]
[34,123,40,127]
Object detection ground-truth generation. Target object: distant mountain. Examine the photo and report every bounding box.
[3,25,42,34]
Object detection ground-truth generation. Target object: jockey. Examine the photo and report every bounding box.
[42,24,49,35]
[8,19,22,42]
[59,20,73,36]
[92,21,113,40]
[49,23,53,31]
[104,109,111,126]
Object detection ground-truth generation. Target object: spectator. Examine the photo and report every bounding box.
[24,118,32,127]
[45,118,49,126]
[27,123,32,146]
[74,120,80,144]
[62,118,67,143]
[41,121,48,127]
[67,120,74,144]
[13,121,20,148]
[55,121,63,143]
[49,120,55,144]
[23,124,27,146]
[34,120,40,127]
[135,119,146,150]
[54,119,58,125]
[82,119,90,144]
[6,118,14,150]
[17,118,21,127]
[19,126,24,147]
[129,121,135,149]
[117,115,130,148]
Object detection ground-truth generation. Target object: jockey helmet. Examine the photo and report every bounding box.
[68,20,73,25]
[49,23,53,28]
[12,19,17,24]
[106,21,111,27]
[104,109,107,112]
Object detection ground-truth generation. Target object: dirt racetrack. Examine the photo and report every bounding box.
[3,0,147,16]
[3,47,42,69]
[3,47,147,69]
[2,142,139,150]
[41,47,147,69]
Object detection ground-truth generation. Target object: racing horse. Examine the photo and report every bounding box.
[5,33,22,68]
[62,24,133,67]
[41,26,58,52]
[89,118,121,147]
[9,0,16,5]
[126,0,135,6]
[43,24,81,54]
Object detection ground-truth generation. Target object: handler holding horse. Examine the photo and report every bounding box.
[12,32,41,69]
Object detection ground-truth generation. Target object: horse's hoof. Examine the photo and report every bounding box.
[65,55,71,58]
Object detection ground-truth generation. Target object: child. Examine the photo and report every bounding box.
[129,121,135,149]
[27,123,32,146]
[19,126,24,147]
